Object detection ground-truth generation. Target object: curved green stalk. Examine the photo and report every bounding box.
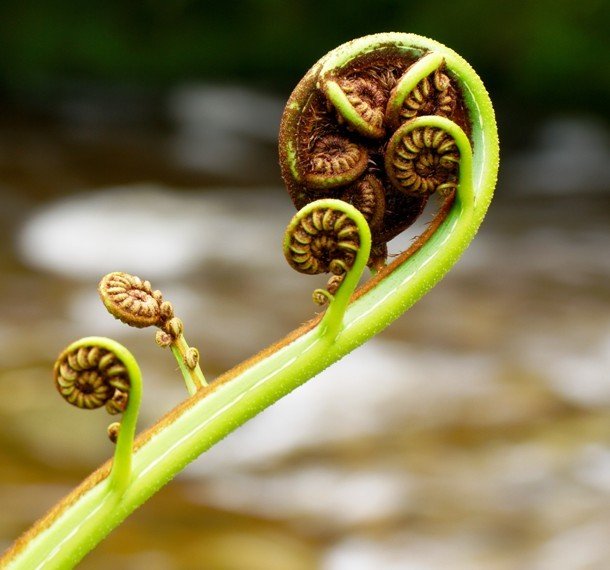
[101,339,142,493]
[318,201,371,339]
[53,337,143,494]
[388,114,474,207]
[1,32,498,570]
[170,344,198,395]
[284,198,372,341]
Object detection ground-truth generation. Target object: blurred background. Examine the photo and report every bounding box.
[0,1,609,569]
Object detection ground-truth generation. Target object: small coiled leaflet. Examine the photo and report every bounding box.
[385,52,452,129]
[53,337,142,493]
[385,122,459,197]
[323,76,386,138]
[305,134,369,189]
[397,66,454,122]
[98,272,168,328]
[284,205,360,276]
[284,198,371,340]
[55,344,129,414]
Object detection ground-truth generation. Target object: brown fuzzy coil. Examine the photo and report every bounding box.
[54,345,130,414]
[340,174,386,232]
[285,207,360,276]
[385,126,459,196]
[304,134,369,189]
[398,67,455,123]
[98,272,169,328]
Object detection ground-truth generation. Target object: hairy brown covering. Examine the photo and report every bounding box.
[279,47,470,258]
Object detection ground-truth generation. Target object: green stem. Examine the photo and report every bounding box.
[169,344,197,395]
[178,334,208,388]
[2,149,486,569]
[1,32,498,570]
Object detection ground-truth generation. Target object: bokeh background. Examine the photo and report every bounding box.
[1,1,609,569]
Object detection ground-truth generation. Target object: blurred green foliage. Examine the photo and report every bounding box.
[0,0,607,117]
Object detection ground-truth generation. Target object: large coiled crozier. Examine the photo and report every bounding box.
[279,41,472,276]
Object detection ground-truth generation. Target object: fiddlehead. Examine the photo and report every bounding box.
[98,272,167,328]
[53,337,142,492]
[284,198,371,340]
[304,133,369,189]
[385,122,460,197]
[99,271,207,394]
[55,344,129,413]
[0,33,498,570]
[279,36,473,264]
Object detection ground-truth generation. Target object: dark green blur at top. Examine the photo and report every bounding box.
[0,0,607,119]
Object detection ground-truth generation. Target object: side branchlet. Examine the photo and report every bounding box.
[53,336,142,492]
[98,272,207,395]
[283,198,371,341]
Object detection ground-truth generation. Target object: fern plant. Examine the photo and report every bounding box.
[0,32,498,569]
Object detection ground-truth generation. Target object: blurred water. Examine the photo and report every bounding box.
[0,84,609,569]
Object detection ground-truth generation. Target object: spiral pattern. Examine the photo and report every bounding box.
[280,43,470,265]
[305,135,369,189]
[54,345,130,412]
[386,126,459,196]
[328,77,386,137]
[99,272,167,328]
[285,206,360,276]
[396,68,455,123]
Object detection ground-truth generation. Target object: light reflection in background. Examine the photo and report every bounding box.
[0,80,609,569]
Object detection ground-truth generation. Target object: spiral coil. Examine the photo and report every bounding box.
[54,344,130,414]
[280,45,469,266]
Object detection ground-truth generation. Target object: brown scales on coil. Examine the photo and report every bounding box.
[99,271,183,346]
[399,67,455,122]
[363,65,406,98]
[285,207,360,276]
[306,134,368,188]
[297,103,366,189]
[340,174,386,232]
[387,126,459,196]
[98,272,173,329]
[280,47,470,269]
[54,345,130,415]
[334,76,386,134]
